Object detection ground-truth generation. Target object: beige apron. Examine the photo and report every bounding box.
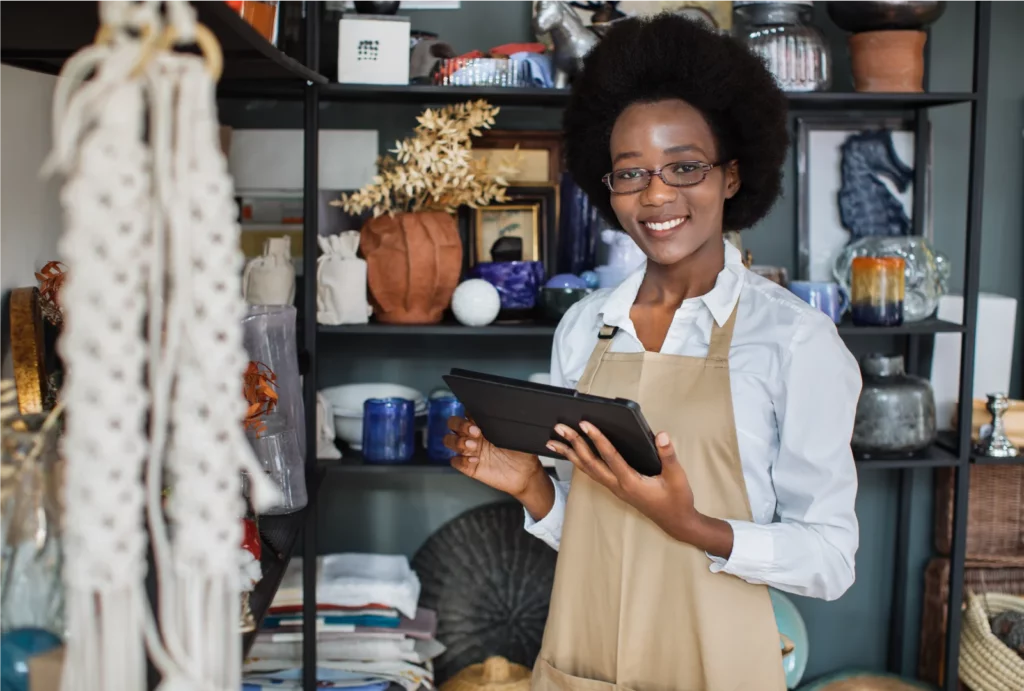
[532,307,787,691]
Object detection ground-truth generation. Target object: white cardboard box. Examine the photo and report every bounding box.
[337,15,411,85]
[930,292,1018,428]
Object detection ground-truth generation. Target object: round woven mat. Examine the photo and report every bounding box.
[412,501,557,684]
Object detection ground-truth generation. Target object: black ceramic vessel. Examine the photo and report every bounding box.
[352,0,399,13]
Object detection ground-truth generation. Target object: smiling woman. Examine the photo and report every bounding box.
[443,13,862,691]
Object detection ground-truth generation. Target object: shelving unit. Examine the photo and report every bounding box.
[2,3,1014,691]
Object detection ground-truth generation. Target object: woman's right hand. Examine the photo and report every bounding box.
[444,416,546,498]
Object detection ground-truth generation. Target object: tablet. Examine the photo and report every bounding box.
[441,368,662,476]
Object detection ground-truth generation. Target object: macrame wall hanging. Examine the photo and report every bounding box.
[44,2,282,689]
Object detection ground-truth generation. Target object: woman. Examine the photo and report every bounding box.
[445,13,860,691]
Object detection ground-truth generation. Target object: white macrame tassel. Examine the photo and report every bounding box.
[48,2,283,690]
[150,52,281,689]
[50,44,152,691]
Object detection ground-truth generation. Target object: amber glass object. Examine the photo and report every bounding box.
[851,256,905,326]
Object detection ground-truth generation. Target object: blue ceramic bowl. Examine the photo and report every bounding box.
[469,261,545,311]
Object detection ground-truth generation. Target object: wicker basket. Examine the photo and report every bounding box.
[958,591,1024,691]
[918,557,1024,685]
[934,465,1024,558]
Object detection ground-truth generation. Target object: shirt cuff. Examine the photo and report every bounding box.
[707,519,775,580]
[523,476,567,550]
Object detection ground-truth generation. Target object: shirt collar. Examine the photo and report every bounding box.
[598,240,746,329]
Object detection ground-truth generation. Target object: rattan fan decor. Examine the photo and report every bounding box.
[411,501,557,684]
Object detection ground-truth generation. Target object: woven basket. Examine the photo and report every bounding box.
[918,557,1024,685]
[934,465,1024,558]
[958,591,1024,691]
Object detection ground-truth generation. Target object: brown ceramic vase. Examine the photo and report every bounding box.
[359,211,462,324]
[849,30,927,93]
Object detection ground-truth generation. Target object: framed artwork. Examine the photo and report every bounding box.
[795,115,932,282]
[467,183,559,273]
[532,1,732,35]
[340,1,461,8]
[472,130,564,184]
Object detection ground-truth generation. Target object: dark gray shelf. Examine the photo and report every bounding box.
[971,453,1023,465]
[319,320,558,336]
[836,317,965,336]
[323,448,960,473]
[319,317,963,338]
[320,83,976,110]
[0,1,326,84]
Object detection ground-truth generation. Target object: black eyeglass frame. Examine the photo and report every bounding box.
[601,160,722,195]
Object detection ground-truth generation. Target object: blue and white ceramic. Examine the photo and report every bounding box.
[770,589,809,689]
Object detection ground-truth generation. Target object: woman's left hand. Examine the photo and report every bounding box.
[546,422,701,543]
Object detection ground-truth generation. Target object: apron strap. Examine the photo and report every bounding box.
[577,325,618,393]
[706,304,739,363]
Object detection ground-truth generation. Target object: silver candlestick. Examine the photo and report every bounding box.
[973,392,1019,458]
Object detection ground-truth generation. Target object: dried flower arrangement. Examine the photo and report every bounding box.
[332,100,519,218]
[242,361,278,437]
[35,261,67,326]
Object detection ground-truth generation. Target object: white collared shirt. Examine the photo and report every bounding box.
[525,241,861,601]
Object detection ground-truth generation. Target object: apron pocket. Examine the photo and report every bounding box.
[533,658,632,691]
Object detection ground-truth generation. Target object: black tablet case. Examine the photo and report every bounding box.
[442,368,663,476]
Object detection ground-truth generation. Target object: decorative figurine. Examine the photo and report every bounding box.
[974,392,1019,458]
[534,0,600,89]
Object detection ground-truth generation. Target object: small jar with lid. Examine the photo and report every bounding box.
[733,1,832,92]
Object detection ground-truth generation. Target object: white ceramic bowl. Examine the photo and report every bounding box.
[321,383,427,450]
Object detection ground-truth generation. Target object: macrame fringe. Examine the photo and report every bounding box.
[47,3,283,691]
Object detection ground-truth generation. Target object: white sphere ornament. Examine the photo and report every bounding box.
[451,279,501,326]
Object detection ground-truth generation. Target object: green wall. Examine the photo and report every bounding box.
[219,1,1024,683]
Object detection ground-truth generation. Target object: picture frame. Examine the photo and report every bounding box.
[472,130,564,184]
[466,183,559,274]
[795,115,932,282]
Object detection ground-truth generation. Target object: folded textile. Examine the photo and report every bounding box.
[247,636,446,667]
[264,614,400,629]
[243,660,434,691]
[272,554,420,619]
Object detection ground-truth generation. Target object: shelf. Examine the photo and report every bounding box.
[0,1,326,85]
[785,92,976,110]
[323,450,561,475]
[242,469,323,658]
[320,83,572,107]
[854,444,961,470]
[322,449,960,473]
[319,319,557,336]
[836,317,965,336]
[972,453,1023,465]
[320,317,963,338]
[318,84,975,110]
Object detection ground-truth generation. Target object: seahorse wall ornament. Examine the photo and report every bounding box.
[837,129,914,238]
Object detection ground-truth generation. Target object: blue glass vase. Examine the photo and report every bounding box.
[362,398,416,464]
[426,396,465,463]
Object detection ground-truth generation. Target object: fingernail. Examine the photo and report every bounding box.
[465,440,477,449]
[554,425,568,437]
[468,456,478,463]
[579,421,592,434]
[656,432,670,447]
[546,443,556,452]
[469,425,480,436]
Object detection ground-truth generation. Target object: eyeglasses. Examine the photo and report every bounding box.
[602,160,721,195]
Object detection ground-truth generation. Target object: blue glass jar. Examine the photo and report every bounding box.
[427,395,464,463]
[362,398,416,464]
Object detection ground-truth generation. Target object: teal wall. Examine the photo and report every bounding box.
[220,1,1024,683]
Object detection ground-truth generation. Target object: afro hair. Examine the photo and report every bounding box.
[563,13,789,232]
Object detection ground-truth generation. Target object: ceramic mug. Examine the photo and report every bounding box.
[789,281,849,324]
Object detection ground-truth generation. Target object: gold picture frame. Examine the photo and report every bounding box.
[472,203,542,264]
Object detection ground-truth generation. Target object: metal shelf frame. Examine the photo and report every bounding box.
[0,2,995,690]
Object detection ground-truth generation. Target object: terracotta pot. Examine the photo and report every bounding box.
[360,211,462,324]
[849,30,927,93]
